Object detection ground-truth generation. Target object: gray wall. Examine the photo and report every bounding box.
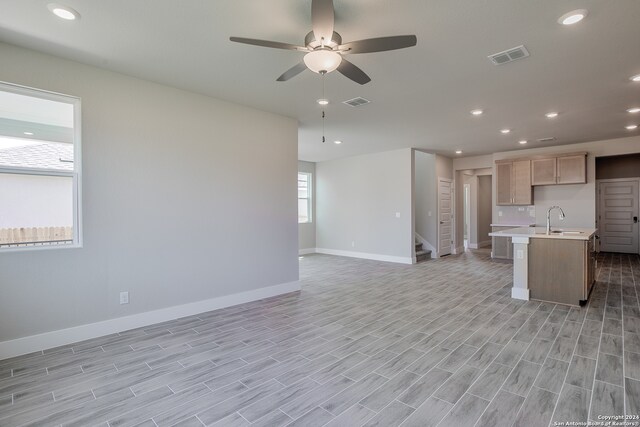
[316,148,413,259]
[298,160,316,251]
[414,151,437,250]
[0,42,298,342]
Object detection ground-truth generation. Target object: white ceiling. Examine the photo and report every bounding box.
[0,0,638,162]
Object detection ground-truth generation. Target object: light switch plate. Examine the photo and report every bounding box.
[395,212,401,218]
[120,291,129,305]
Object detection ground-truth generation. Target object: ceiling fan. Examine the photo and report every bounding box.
[229,0,417,85]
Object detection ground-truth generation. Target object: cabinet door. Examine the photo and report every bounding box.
[531,158,557,185]
[557,155,586,184]
[492,227,515,259]
[496,162,513,205]
[512,160,532,205]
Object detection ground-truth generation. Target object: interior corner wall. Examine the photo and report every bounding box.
[414,151,437,251]
[0,42,299,352]
[435,155,453,180]
[316,148,413,263]
[298,160,316,252]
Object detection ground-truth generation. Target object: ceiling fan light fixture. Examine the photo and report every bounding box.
[317,98,329,105]
[304,50,342,74]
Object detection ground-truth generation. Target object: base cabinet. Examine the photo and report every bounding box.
[492,226,514,259]
[528,237,596,306]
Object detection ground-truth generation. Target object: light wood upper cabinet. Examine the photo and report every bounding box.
[531,158,557,185]
[557,155,587,184]
[513,160,532,205]
[496,162,513,205]
[531,153,587,185]
[496,160,532,205]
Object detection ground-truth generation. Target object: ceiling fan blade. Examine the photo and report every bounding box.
[337,58,371,85]
[229,37,307,51]
[340,35,417,54]
[312,0,335,44]
[277,62,308,81]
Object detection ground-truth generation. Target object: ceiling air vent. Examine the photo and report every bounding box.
[343,97,371,107]
[488,45,530,65]
[537,137,556,142]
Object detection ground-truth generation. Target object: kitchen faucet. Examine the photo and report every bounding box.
[546,206,566,234]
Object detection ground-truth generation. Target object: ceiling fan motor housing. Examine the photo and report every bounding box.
[305,31,342,49]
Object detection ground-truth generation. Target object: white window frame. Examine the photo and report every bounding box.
[298,172,312,224]
[0,81,82,252]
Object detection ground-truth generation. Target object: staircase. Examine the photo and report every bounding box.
[415,240,432,263]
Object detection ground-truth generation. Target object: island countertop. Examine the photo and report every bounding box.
[489,227,597,241]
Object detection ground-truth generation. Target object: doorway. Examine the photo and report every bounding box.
[438,178,452,256]
[595,153,640,254]
[464,184,470,248]
[598,179,639,253]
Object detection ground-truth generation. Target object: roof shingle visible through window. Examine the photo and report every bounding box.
[0,142,73,171]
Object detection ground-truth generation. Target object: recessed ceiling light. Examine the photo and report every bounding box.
[455,150,462,154]
[631,74,640,82]
[317,99,329,106]
[334,140,342,144]
[558,9,588,25]
[626,125,638,130]
[627,107,640,114]
[470,109,483,116]
[23,131,34,136]
[519,140,528,145]
[545,112,559,118]
[500,129,511,134]
[47,3,80,20]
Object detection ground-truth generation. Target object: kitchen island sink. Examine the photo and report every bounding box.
[489,227,597,306]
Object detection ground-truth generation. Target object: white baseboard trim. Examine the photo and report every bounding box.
[511,287,530,301]
[467,241,491,249]
[298,248,316,255]
[0,280,301,360]
[315,248,413,265]
[478,240,492,248]
[452,245,465,255]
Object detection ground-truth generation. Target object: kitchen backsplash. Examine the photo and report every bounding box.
[496,205,536,225]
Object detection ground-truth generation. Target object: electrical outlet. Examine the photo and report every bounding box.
[120,291,129,305]
[395,212,401,218]
[351,241,355,247]
[428,211,432,217]
[498,211,503,217]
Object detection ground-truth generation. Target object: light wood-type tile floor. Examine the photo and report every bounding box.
[0,250,639,426]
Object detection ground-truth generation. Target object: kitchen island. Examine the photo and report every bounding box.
[488,227,597,306]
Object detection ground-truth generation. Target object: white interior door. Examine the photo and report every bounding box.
[598,179,639,253]
[438,178,452,256]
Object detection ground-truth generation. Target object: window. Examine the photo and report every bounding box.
[0,82,82,250]
[298,172,312,223]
